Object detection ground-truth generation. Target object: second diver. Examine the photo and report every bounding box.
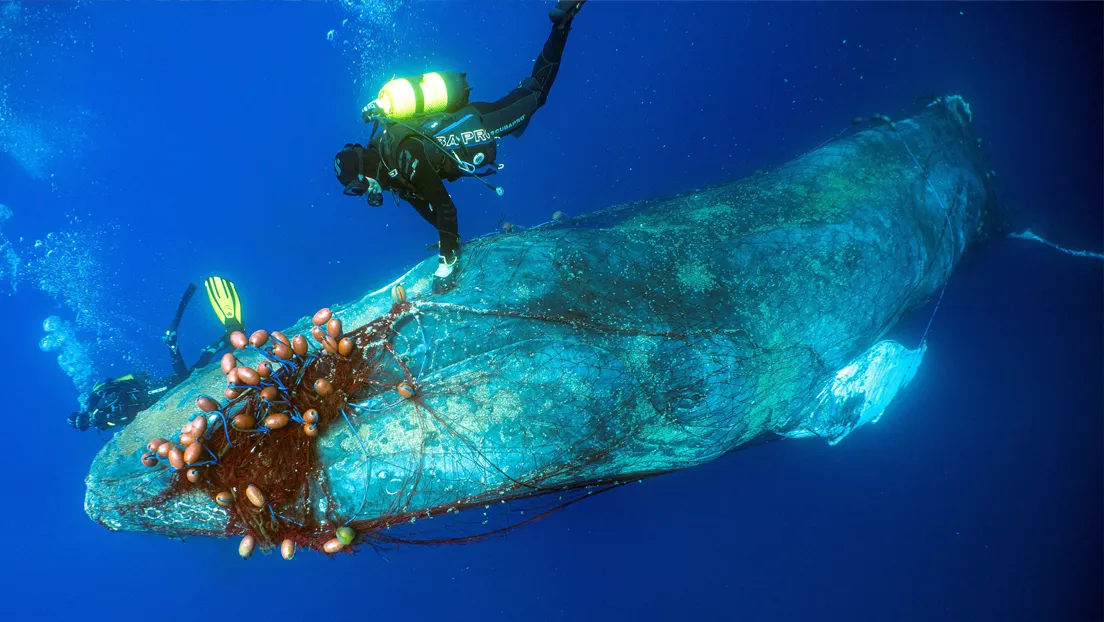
[333,1,586,279]
[67,276,247,433]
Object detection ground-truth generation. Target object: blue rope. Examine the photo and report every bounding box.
[898,134,954,348]
[349,399,403,414]
[918,283,948,348]
[273,510,304,527]
[207,411,235,448]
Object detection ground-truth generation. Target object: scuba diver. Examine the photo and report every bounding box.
[67,276,245,434]
[334,1,586,279]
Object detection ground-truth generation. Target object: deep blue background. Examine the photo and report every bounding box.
[1,2,1100,620]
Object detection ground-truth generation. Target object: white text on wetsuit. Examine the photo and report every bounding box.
[436,129,492,149]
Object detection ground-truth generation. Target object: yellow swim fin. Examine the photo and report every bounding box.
[204,276,244,333]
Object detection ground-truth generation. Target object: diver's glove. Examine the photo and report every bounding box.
[162,329,178,354]
[434,252,458,279]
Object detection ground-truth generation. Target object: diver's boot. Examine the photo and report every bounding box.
[434,252,459,279]
[549,1,584,28]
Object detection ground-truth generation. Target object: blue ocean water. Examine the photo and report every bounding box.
[1,1,1100,620]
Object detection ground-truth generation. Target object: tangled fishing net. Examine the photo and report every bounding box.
[84,95,998,559]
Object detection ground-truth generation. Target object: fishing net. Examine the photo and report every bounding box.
[85,95,997,553]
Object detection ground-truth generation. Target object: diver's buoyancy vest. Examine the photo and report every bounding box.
[375,105,498,184]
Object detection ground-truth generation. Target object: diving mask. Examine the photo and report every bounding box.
[67,410,90,431]
[337,143,385,207]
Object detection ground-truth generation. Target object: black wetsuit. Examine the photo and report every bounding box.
[369,24,573,259]
[83,374,154,430]
[165,331,227,387]
[79,334,228,432]
[162,281,232,388]
[72,285,232,432]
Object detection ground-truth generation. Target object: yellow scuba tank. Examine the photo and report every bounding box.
[363,71,471,121]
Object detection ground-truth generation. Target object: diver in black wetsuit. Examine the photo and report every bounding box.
[333,1,585,279]
[67,277,246,433]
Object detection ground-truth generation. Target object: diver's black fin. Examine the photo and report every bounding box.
[549,1,585,26]
[167,283,197,335]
